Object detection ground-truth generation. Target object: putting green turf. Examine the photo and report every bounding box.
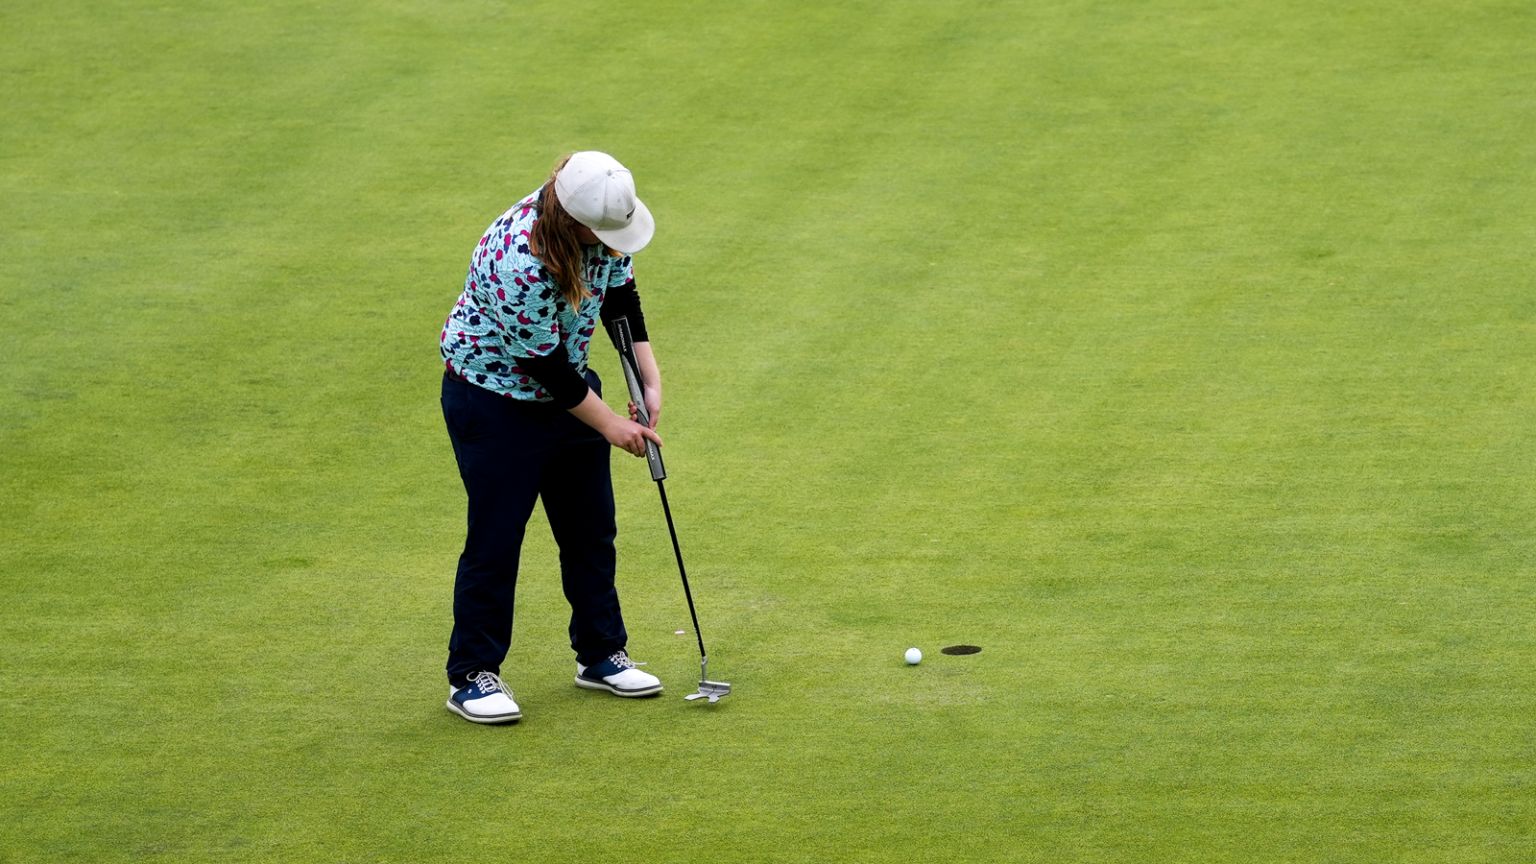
[3,0,1535,860]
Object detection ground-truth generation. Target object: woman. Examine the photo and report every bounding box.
[438,151,666,724]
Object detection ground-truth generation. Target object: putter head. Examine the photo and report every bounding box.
[682,656,731,703]
[684,679,732,703]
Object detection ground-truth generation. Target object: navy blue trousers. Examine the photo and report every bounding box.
[441,371,628,688]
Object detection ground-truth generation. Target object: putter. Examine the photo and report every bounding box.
[608,317,732,704]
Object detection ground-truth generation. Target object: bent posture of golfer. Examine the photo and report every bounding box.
[438,151,665,724]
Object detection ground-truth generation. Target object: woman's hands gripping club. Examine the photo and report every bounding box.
[607,318,668,481]
[569,390,663,458]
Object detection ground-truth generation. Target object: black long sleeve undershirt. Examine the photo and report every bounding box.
[599,278,648,343]
[515,344,588,409]
[514,279,647,410]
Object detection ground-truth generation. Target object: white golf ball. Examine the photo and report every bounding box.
[905,647,922,665]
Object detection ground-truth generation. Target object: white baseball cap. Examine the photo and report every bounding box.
[553,151,655,254]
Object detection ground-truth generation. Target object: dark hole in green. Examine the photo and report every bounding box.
[941,645,981,655]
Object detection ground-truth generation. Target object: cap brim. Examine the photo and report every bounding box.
[592,198,655,255]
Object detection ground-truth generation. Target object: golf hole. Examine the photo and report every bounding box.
[941,645,982,656]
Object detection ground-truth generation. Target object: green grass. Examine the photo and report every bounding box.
[3,0,1535,860]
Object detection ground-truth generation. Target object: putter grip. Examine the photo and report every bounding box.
[608,318,666,482]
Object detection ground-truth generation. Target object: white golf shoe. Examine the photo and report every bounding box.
[447,671,522,724]
[575,650,664,697]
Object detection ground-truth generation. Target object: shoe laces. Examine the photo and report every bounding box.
[469,670,511,697]
[607,651,636,671]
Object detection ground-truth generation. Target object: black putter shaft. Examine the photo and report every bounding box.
[658,480,707,660]
[607,317,709,660]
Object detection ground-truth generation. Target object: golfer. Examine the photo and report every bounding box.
[438,151,665,724]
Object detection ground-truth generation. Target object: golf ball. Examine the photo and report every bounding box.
[905,647,922,665]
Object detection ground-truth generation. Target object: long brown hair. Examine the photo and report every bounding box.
[528,154,593,311]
